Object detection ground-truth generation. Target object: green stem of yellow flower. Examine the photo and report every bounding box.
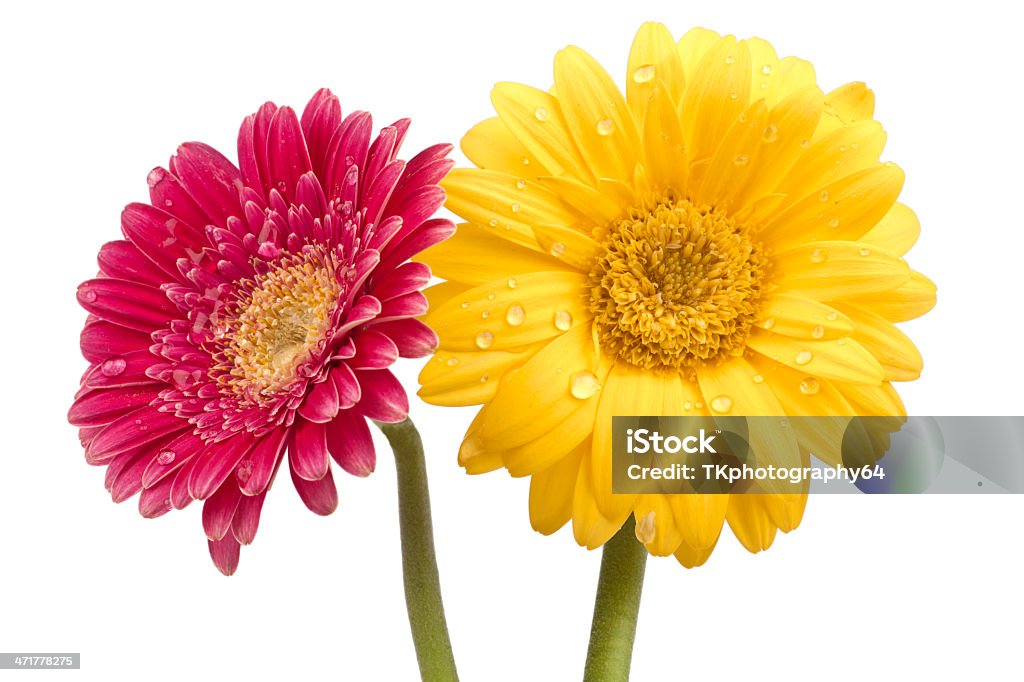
[583,518,648,682]
[377,417,459,682]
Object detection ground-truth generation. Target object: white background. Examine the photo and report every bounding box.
[2,1,1022,680]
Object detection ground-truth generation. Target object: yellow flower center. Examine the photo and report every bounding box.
[213,252,341,405]
[588,192,766,372]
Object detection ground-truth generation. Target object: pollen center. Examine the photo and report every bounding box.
[213,251,342,405]
[588,192,766,371]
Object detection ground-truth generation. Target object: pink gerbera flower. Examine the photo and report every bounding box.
[69,89,454,575]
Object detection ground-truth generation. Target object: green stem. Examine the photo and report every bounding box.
[583,519,648,682]
[377,417,459,682]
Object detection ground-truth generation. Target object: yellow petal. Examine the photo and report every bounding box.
[679,36,751,165]
[676,27,722,84]
[772,241,911,299]
[573,444,629,549]
[423,280,470,311]
[838,270,936,322]
[837,381,907,417]
[641,80,688,192]
[532,223,602,270]
[835,304,924,381]
[860,202,920,256]
[472,323,602,448]
[529,444,583,535]
[771,56,817,105]
[815,82,876,139]
[442,168,585,250]
[746,328,885,384]
[774,119,887,200]
[458,407,505,474]
[491,82,594,182]
[761,164,905,250]
[418,344,544,407]
[425,270,590,352]
[417,223,572,286]
[461,117,545,178]
[553,46,641,184]
[695,99,768,207]
[626,22,685,124]
[674,535,719,568]
[726,496,778,553]
[536,175,624,226]
[504,387,602,476]
[634,496,683,556]
[755,293,854,339]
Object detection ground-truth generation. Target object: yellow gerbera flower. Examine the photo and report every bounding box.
[417,23,936,567]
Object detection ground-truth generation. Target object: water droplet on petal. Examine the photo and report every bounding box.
[511,202,521,213]
[724,55,736,65]
[549,241,566,258]
[795,350,813,365]
[481,310,490,319]
[800,139,810,148]
[534,107,549,122]
[761,64,773,75]
[810,248,828,264]
[710,395,733,413]
[828,217,840,228]
[506,305,525,326]
[480,375,489,383]
[507,278,518,289]
[596,118,614,136]
[752,374,764,384]
[819,190,829,202]
[487,293,496,300]
[763,317,776,330]
[520,156,530,166]
[100,357,127,377]
[811,325,825,339]
[554,310,573,331]
[460,302,470,309]
[570,370,600,399]
[488,218,499,227]
[235,460,253,483]
[79,285,97,303]
[475,331,494,349]
[859,247,871,256]
[633,64,656,83]
[762,124,778,143]
[799,377,820,395]
[446,357,459,367]
[683,401,693,411]
[695,401,704,410]
[734,154,749,166]
[635,511,656,544]
[157,450,176,466]
[826,312,838,321]
[516,179,526,190]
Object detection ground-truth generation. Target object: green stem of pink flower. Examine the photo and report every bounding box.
[583,518,648,682]
[377,417,459,682]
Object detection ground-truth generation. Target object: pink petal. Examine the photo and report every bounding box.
[239,428,288,496]
[77,278,176,333]
[362,160,405,229]
[97,241,167,285]
[336,295,382,336]
[290,464,338,516]
[354,369,409,423]
[331,363,362,409]
[68,385,162,427]
[188,434,257,501]
[231,492,267,545]
[297,376,340,423]
[208,534,241,576]
[146,167,210,239]
[202,482,243,541]
[366,215,404,252]
[79,319,151,364]
[141,430,204,489]
[370,261,431,302]
[371,319,438,358]
[376,291,428,323]
[289,418,330,481]
[121,203,198,279]
[87,407,190,462]
[361,126,397,204]
[325,409,376,476]
[266,106,312,202]
[171,142,243,227]
[170,454,201,510]
[379,218,456,271]
[300,89,342,177]
[389,185,446,246]
[349,329,399,370]
[82,348,159,390]
[324,111,371,199]
[138,475,174,518]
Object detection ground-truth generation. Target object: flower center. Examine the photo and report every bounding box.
[587,192,766,372]
[213,251,341,405]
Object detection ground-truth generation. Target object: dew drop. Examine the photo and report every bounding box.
[157,450,176,466]
[752,374,764,384]
[235,460,253,483]
[480,375,489,383]
[507,278,518,289]
[710,395,733,414]
[683,400,693,411]
[549,241,566,258]
[811,325,825,339]
[826,312,838,321]
[799,377,820,395]
[506,304,525,326]
[859,247,871,256]
[100,357,127,377]
[488,218,499,228]
[487,293,496,301]
[734,154,749,166]
[695,401,704,410]
[800,139,810,148]
[635,511,656,544]
[828,217,840,228]
[511,202,521,213]
[596,118,614,136]
[79,285,97,303]
[795,350,813,366]
[481,310,490,319]
[762,124,778,143]
[446,357,460,367]
[724,55,736,65]
[632,64,656,83]
[763,317,776,330]
[475,331,494,349]
[761,64,773,75]
[809,248,828,264]
[729,91,738,100]
[837,338,847,345]
[554,310,573,331]
[460,301,470,309]
[516,179,527,190]
[534,107,549,122]
[570,370,601,399]
[520,156,530,166]
[819,190,829,202]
